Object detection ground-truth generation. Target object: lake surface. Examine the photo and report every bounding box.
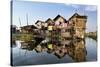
[11,38,97,66]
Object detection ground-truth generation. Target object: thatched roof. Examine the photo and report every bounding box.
[45,18,54,23]
[35,20,44,24]
[53,14,68,23]
[21,25,37,29]
[68,13,87,21]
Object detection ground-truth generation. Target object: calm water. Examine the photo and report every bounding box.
[11,38,97,66]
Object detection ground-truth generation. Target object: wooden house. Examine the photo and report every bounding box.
[21,25,37,33]
[68,13,87,39]
[53,15,67,29]
[52,15,72,38]
[45,18,54,30]
[19,13,87,39]
[35,20,45,29]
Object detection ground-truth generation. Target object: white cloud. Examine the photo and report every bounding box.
[65,4,80,9]
[65,4,97,12]
[85,6,97,11]
[71,4,80,9]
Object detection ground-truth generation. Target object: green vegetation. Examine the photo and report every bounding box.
[20,33,33,42]
[85,31,97,41]
[12,33,34,42]
[88,35,97,41]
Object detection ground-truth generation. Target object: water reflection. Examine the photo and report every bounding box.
[11,36,98,66]
[16,39,87,62]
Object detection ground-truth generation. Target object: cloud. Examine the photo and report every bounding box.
[65,4,80,9]
[71,5,80,9]
[85,6,97,11]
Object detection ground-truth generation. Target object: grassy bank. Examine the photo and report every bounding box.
[85,32,97,41]
[12,33,34,42]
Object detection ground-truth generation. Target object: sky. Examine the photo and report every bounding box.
[12,0,97,32]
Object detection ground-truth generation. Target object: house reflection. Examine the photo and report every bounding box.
[20,41,36,51]
[19,39,87,62]
[68,40,87,62]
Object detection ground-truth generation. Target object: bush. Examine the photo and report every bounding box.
[20,33,33,42]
